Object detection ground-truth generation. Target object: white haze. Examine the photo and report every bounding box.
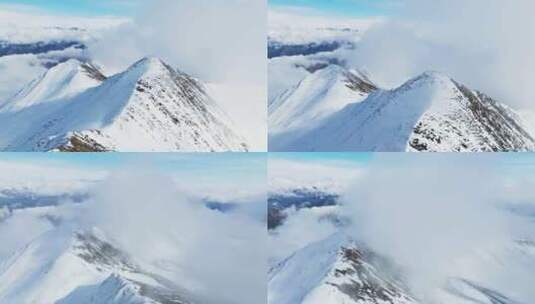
[76,169,266,304]
[89,0,266,85]
[342,154,534,302]
[0,163,266,304]
[269,206,339,265]
[351,0,535,110]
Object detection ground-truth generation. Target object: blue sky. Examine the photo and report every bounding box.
[0,0,141,16]
[269,152,373,165]
[0,0,396,18]
[0,153,267,185]
[269,152,535,173]
[269,0,398,17]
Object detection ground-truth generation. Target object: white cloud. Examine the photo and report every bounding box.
[76,168,266,304]
[341,154,535,301]
[269,206,340,264]
[268,157,363,193]
[350,0,535,110]
[88,0,267,150]
[90,0,266,85]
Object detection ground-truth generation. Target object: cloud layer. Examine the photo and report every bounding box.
[342,154,533,301]
[90,0,266,84]
[78,168,266,304]
[351,0,535,109]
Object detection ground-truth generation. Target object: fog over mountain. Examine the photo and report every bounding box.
[269,154,535,304]
[268,1,535,151]
[0,155,266,304]
[0,0,267,151]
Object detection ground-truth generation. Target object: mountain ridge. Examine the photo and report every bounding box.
[270,69,535,152]
[0,57,249,152]
[0,228,193,304]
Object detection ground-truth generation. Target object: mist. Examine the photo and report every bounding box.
[351,0,535,110]
[89,0,266,85]
[74,168,266,304]
[268,206,340,265]
[341,154,535,302]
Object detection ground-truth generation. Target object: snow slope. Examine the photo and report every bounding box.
[270,71,535,152]
[1,59,105,112]
[270,230,535,304]
[269,233,418,304]
[0,57,249,152]
[0,7,126,102]
[0,227,192,304]
[269,65,376,135]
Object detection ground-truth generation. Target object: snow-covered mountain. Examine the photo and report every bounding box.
[270,230,535,304]
[270,70,535,152]
[269,233,418,304]
[0,225,193,304]
[1,59,105,112]
[269,64,376,136]
[0,57,249,152]
[268,155,535,304]
[0,8,126,102]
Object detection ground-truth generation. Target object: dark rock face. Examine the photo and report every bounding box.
[137,281,191,304]
[74,232,194,304]
[409,81,535,152]
[57,133,110,152]
[344,71,378,94]
[120,58,249,152]
[332,246,416,304]
[80,62,107,82]
[457,83,535,151]
[75,232,138,272]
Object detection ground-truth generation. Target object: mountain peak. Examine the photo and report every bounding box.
[0,55,249,152]
[405,70,453,88]
[1,59,104,112]
[48,59,104,81]
[269,233,417,304]
[114,57,182,87]
[272,66,535,152]
[128,56,171,75]
[421,70,448,78]
[269,64,376,136]
[134,56,165,66]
